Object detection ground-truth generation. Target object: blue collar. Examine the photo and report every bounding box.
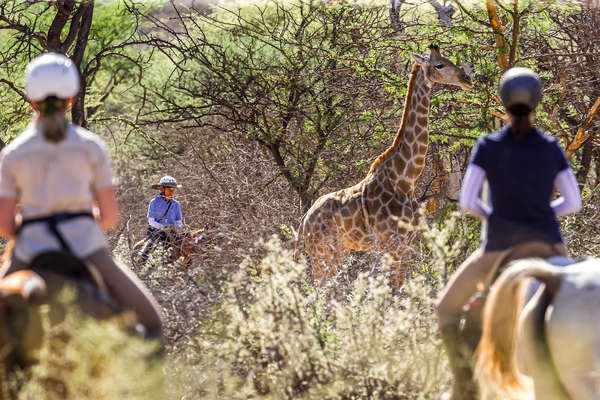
[500,125,539,142]
[156,195,171,203]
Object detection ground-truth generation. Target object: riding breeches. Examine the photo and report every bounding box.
[436,240,568,328]
[138,228,174,263]
[1,248,164,339]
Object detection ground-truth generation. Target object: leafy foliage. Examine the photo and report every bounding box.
[2,1,600,399]
[0,0,158,136]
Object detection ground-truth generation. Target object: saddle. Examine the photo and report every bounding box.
[0,251,108,309]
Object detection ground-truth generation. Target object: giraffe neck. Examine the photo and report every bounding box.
[369,64,432,195]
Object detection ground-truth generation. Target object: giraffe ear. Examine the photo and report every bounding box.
[428,44,441,58]
[411,52,428,66]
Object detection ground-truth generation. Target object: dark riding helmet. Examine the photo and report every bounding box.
[498,67,542,115]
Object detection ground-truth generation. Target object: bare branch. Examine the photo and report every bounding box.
[428,0,455,26]
[566,97,600,158]
[485,0,509,70]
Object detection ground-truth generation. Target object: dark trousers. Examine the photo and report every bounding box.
[138,227,173,263]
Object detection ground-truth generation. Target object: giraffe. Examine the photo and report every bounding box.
[298,45,472,289]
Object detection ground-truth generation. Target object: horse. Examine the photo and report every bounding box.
[129,226,219,269]
[169,228,220,268]
[0,248,134,397]
[476,257,600,399]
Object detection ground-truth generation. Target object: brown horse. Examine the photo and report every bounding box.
[130,228,219,269]
[0,247,131,396]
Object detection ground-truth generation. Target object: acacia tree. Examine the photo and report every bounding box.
[0,0,155,136]
[147,1,414,209]
[532,6,600,185]
[425,1,600,195]
[139,0,600,212]
[145,0,484,211]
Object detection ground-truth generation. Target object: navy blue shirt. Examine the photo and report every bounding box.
[471,127,569,250]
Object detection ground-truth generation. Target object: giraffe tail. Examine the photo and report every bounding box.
[292,221,304,263]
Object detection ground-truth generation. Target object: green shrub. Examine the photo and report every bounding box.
[172,211,468,399]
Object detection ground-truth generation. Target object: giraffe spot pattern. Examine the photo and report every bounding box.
[299,52,468,289]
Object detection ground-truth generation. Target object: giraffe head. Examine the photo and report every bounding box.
[410,45,473,90]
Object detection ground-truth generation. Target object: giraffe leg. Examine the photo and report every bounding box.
[389,261,408,291]
[322,249,344,282]
[303,210,347,287]
[312,251,339,286]
[307,246,342,287]
[325,262,339,280]
[386,230,416,293]
[311,258,328,286]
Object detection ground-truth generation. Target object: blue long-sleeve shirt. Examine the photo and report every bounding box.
[147,196,182,228]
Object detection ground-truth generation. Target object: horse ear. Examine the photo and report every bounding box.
[461,63,473,80]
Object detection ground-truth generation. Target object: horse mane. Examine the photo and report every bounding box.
[476,258,562,398]
[369,63,421,174]
[2,239,14,264]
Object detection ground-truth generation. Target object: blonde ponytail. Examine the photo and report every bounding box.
[34,97,68,142]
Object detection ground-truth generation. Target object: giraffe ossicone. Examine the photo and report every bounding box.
[298,45,472,289]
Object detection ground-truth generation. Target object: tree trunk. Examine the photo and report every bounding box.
[70,1,94,127]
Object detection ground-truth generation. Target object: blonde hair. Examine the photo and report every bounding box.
[34,97,69,142]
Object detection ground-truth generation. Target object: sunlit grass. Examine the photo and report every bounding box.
[4,286,164,400]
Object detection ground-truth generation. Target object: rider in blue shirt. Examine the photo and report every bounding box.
[138,176,183,264]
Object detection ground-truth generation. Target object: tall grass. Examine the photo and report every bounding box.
[5,286,164,400]
[170,210,469,399]
[1,211,471,399]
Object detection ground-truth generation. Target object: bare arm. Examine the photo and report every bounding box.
[0,197,17,238]
[94,187,119,230]
[148,217,165,229]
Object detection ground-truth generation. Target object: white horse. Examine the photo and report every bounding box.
[476,257,600,400]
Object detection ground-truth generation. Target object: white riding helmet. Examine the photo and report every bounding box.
[25,53,80,102]
[151,175,182,189]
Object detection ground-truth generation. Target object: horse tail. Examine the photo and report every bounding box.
[476,258,562,397]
